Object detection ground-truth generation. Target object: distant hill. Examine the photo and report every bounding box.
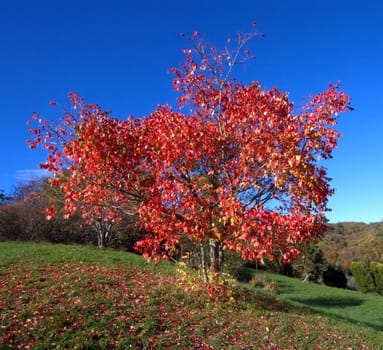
[318,222,383,268]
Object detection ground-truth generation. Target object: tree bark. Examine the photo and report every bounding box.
[209,239,223,274]
[95,218,113,248]
[200,243,209,283]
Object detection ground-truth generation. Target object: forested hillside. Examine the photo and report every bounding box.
[319,222,383,268]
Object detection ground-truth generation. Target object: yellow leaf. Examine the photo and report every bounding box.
[295,154,301,164]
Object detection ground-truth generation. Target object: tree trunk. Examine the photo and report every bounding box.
[94,219,113,248]
[200,243,209,283]
[198,240,224,283]
[97,231,104,248]
[209,239,222,273]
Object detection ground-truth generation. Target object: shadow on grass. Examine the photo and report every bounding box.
[290,296,383,331]
[291,296,363,308]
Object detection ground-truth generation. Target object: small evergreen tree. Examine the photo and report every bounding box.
[350,261,375,293]
[293,241,327,282]
[370,262,383,294]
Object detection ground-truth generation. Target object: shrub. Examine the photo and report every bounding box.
[249,275,278,294]
[292,241,327,282]
[370,262,383,294]
[249,275,266,288]
[264,279,279,294]
[350,261,375,293]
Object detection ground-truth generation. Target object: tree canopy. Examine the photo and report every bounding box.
[28,28,351,282]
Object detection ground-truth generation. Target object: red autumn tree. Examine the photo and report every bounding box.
[28,27,351,282]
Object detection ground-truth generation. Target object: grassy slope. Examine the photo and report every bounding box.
[0,241,382,349]
[244,268,383,331]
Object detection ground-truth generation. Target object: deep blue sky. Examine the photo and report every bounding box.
[1,0,382,223]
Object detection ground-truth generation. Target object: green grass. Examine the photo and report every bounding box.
[0,241,169,270]
[1,241,383,349]
[245,268,383,331]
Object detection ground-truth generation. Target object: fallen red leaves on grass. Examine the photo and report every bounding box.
[0,261,376,349]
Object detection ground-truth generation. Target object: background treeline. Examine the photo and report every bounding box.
[261,221,383,292]
[318,222,383,268]
[0,178,142,251]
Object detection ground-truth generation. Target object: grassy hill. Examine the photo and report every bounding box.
[1,241,383,349]
[319,221,383,267]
